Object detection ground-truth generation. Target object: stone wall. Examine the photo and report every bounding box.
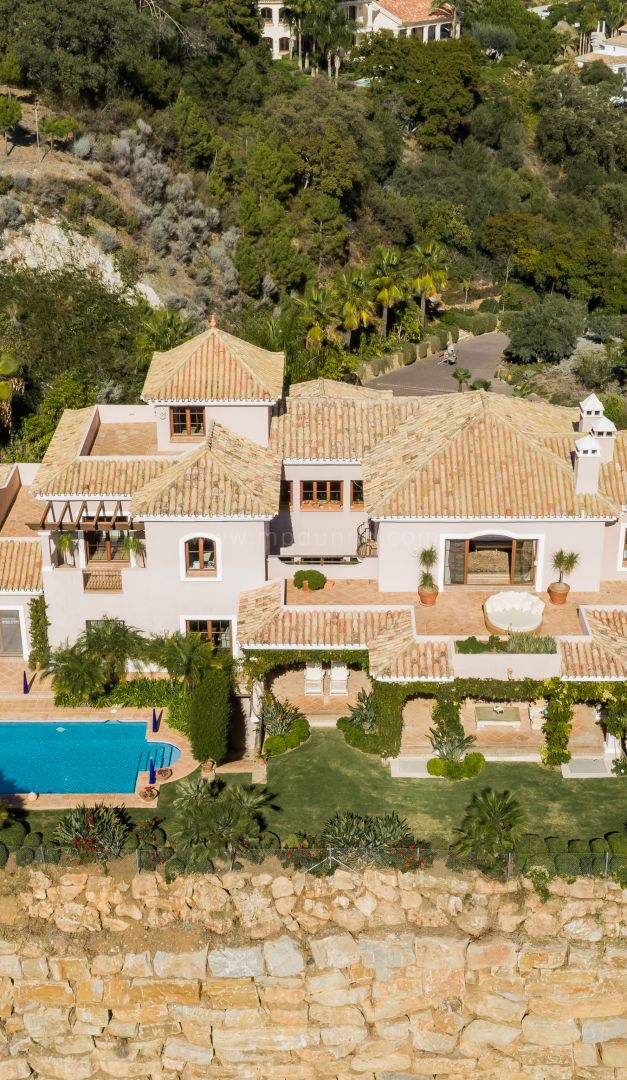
[0,866,625,1078]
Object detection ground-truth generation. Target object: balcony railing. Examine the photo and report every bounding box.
[356,520,377,557]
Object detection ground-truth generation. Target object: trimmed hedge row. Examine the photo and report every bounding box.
[426,752,485,779]
[189,667,232,764]
[518,832,627,878]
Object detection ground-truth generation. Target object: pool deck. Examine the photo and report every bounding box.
[0,663,197,809]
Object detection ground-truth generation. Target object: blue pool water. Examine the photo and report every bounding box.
[0,723,180,794]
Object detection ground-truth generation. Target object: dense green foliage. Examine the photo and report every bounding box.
[0,0,622,429]
[27,596,50,668]
[293,569,327,590]
[456,633,557,654]
[188,668,232,764]
[261,692,310,756]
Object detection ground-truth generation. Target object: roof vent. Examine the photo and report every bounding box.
[574,434,602,494]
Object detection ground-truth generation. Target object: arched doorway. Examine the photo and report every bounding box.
[444,535,537,586]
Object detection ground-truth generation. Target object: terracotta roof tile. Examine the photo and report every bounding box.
[363,391,618,520]
[542,433,627,508]
[288,379,393,400]
[376,0,451,23]
[142,326,284,403]
[31,409,94,494]
[270,399,421,461]
[0,540,42,592]
[561,607,627,679]
[34,457,170,498]
[368,616,452,680]
[131,421,281,519]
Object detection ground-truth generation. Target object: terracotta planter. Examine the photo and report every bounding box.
[548,582,570,605]
[418,586,439,607]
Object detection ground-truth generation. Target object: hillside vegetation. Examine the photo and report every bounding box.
[0,0,625,452]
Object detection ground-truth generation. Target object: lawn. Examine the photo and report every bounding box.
[262,731,626,844]
[11,730,626,848]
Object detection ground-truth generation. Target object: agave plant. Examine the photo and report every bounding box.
[260,693,305,738]
[346,689,378,735]
[428,726,476,763]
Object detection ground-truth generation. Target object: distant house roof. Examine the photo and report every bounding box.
[269,398,421,462]
[141,325,285,403]
[375,0,451,24]
[362,391,620,520]
[131,421,281,519]
[0,540,42,593]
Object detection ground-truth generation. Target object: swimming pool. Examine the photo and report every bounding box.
[0,722,180,794]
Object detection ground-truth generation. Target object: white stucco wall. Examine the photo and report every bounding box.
[153,403,272,450]
[0,594,36,660]
[43,519,268,654]
[601,512,627,580]
[270,463,368,558]
[376,518,608,593]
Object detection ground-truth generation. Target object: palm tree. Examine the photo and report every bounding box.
[452,788,526,868]
[314,5,355,79]
[603,0,627,35]
[149,631,215,691]
[80,617,145,692]
[552,549,579,585]
[43,644,106,700]
[452,366,471,392]
[369,247,407,338]
[282,0,310,67]
[55,532,77,567]
[296,285,338,350]
[168,778,263,870]
[408,242,448,328]
[462,277,471,312]
[333,269,375,347]
[122,533,146,566]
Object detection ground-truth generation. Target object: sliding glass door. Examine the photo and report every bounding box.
[444,537,537,586]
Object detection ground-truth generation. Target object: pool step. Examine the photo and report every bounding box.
[137,745,174,773]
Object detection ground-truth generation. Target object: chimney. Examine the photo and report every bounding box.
[590,415,616,462]
[574,434,602,494]
[578,392,604,432]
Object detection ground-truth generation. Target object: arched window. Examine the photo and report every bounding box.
[260,7,273,21]
[278,7,288,20]
[184,537,217,576]
[279,36,290,51]
[262,36,273,50]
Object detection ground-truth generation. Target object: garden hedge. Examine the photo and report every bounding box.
[189,667,232,764]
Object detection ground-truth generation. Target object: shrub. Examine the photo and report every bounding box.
[261,693,304,738]
[122,833,139,853]
[505,634,556,655]
[0,196,22,231]
[554,852,580,878]
[283,729,302,750]
[345,689,377,735]
[293,569,326,590]
[418,341,428,359]
[524,854,555,877]
[15,847,35,866]
[441,760,465,780]
[0,842,8,867]
[165,857,186,883]
[264,735,287,757]
[519,833,547,854]
[290,717,311,742]
[463,751,485,778]
[427,757,445,776]
[607,832,627,854]
[590,837,610,853]
[28,596,50,668]
[545,836,569,853]
[70,135,94,159]
[188,668,231,764]
[54,804,130,861]
[336,717,381,754]
[479,298,500,313]
[470,313,497,334]
[0,820,27,850]
[541,684,573,766]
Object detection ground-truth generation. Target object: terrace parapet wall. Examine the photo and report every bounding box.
[0,867,625,1076]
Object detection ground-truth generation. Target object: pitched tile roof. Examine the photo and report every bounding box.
[131,421,281,519]
[141,326,284,403]
[0,540,42,592]
[376,0,450,23]
[31,409,94,495]
[541,433,627,508]
[237,581,412,648]
[34,456,171,498]
[368,617,452,680]
[561,607,627,680]
[363,391,619,520]
[269,399,421,462]
[289,379,393,400]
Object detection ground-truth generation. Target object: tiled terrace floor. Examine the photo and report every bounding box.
[88,423,164,456]
[285,579,627,637]
[401,697,604,758]
[0,486,41,535]
[272,667,372,721]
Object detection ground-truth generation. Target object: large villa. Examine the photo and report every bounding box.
[0,323,624,789]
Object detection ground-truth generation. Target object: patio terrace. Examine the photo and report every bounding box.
[88,422,165,456]
[284,577,627,637]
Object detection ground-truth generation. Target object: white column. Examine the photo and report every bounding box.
[604,732,622,757]
[422,25,429,42]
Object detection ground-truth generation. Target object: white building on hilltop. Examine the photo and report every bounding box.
[260,0,457,60]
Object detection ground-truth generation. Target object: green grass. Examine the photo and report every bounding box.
[262,731,626,844]
[9,731,626,848]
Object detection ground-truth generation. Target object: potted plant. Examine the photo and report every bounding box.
[418,546,438,606]
[293,569,327,592]
[548,550,579,605]
[55,531,77,567]
[122,533,146,566]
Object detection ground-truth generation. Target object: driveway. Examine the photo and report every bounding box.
[366,331,511,396]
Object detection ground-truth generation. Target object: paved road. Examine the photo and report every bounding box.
[366,331,511,397]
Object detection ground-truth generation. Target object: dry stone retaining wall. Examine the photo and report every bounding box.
[0,867,625,1077]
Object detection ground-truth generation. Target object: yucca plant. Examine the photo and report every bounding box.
[346,689,377,734]
[429,726,476,762]
[260,692,305,737]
